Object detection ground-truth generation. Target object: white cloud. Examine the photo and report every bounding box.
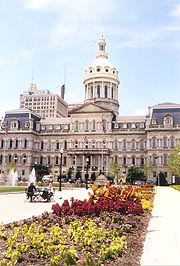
[23,0,65,11]
[170,3,180,17]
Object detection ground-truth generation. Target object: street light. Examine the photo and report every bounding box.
[59,148,63,191]
[85,157,89,190]
[155,156,160,186]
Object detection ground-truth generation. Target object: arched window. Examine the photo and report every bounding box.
[64,140,67,150]
[56,142,60,150]
[122,139,127,150]
[123,157,127,166]
[85,120,89,131]
[170,137,174,148]
[22,154,27,164]
[15,139,18,149]
[14,154,18,163]
[132,156,135,165]
[24,139,27,149]
[162,137,168,148]
[92,119,96,131]
[55,156,59,165]
[131,139,136,150]
[40,156,43,165]
[140,140,144,150]
[40,141,44,150]
[9,139,13,149]
[47,156,51,165]
[152,137,156,148]
[114,139,118,150]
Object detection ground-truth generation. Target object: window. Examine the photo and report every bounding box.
[123,157,127,166]
[91,86,93,98]
[56,142,60,150]
[85,120,89,131]
[47,156,51,165]
[163,114,173,126]
[1,140,4,149]
[111,87,114,98]
[104,85,108,98]
[15,139,18,149]
[163,154,168,165]
[97,85,100,98]
[55,156,59,165]
[140,140,144,150]
[114,139,118,150]
[170,137,174,148]
[131,139,136,150]
[122,139,127,150]
[132,157,135,165]
[9,139,13,149]
[152,137,157,148]
[162,137,168,148]
[22,154,27,164]
[74,121,79,131]
[41,141,44,150]
[92,120,96,131]
[140,157,144,166]
[24,139,27,149]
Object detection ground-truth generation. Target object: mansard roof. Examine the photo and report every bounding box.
[151,102,180,125]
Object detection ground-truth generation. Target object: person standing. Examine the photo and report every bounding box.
[27,182,36,202]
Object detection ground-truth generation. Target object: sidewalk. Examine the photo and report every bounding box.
[141,186,180,266]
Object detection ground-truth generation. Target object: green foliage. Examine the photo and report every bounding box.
[143,158,155,179]
[109,159,121,179]
[167,145,180,176]
[126,166,145,184]
[5,161,17,172]
[34,164,50,181]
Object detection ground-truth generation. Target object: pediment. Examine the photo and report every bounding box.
[69,102,111,114]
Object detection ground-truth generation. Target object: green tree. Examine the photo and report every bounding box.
[109,159,121,181]
[34,164,50,182]
[5,161,17,172]
[167,145,180,177]
[144,158,155,179]
[126,166,145,184]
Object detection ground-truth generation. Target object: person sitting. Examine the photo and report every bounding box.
[27,182,36,202]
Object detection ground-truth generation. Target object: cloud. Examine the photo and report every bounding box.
[170,3,180,17]
[23,0,65,11]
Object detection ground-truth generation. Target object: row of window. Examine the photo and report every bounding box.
[0,137,175,150]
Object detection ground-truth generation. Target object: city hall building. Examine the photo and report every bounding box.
[0,35,180,184]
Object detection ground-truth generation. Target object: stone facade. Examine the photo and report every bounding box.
[0,36,180,184]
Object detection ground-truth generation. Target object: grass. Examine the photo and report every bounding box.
[0,186,26,193]
[171,185,180,192]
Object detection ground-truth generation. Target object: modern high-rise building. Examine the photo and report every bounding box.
[0,35,180,184]
[19,83,68,118]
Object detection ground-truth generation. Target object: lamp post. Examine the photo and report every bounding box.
[155,156,159,186]
[59,148,63,191]
[85,157,89,190]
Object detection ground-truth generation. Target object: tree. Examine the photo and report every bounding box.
[109,159,121,181]
[34,164,50,182]
[126,166,145,184]
[167,145,180,177]
[143,158,155,179]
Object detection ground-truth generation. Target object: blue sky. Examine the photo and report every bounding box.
[0,0,180,118]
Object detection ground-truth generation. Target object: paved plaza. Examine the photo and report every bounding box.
[0,188,91,224]
[1,186,180,265]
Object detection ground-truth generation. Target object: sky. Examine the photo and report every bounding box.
[0,0,180,119]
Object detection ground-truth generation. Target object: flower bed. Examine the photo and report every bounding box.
[0,184,153,266]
